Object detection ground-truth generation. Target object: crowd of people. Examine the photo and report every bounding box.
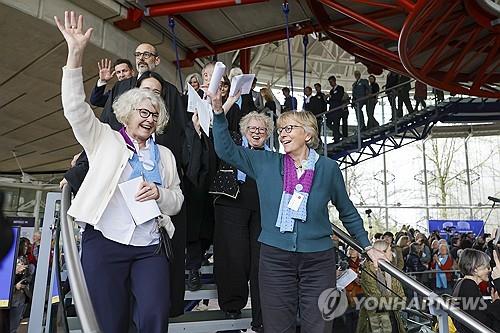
[332,226,500,333]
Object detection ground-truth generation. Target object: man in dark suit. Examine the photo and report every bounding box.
[89,58,134,107]
[398,74,414,116]
[327,76,346,142]
[63,42,188,317]
[281,87,297,112]
[352,70,370,131]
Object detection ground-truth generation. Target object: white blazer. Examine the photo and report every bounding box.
[61,67,183,237]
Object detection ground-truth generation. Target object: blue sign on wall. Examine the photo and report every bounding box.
[428,219,484,239]
[0,227,20,308]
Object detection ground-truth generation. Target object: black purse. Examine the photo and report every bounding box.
[155,219,174,261]
[209,169,240,199]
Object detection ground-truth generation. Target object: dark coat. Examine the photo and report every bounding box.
[89,83,110,108]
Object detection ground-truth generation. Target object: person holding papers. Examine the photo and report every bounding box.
[209,87,384,332]
[55,12,183,333]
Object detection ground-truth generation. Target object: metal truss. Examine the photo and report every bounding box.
[329,100,459,169]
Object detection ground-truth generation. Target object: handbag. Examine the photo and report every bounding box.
[209,169,240,199]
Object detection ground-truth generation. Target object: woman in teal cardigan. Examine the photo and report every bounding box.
[209,90,384,332]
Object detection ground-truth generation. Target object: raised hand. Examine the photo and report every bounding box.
[492,249,500,280]
[98,59,114,82]
[192,112,202,137]
[54,11,93,68]
[207,89,224,114]
[224,90,242,112]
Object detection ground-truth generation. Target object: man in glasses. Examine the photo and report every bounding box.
[90,58,134,107]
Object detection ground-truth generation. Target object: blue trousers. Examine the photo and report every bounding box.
[81,226,170,333]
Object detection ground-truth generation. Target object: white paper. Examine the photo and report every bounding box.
[229,74,255,97]
[187,84,212,137]
[336,268,358,290]
[207,62,226,96]
[118,176,161,225]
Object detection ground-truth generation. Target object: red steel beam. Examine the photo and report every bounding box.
[409,2,459,59]
[147,0,268,17]
[420,15,466,75]
[329,28,400,62]
[173,15,216,53]
[396,0,415,12]
[349,0,401,10]
[443,27,482,82]
[240,48,251,73]
[334,8,401,28]
[471,38,500,90]
[178,23,319,67]
[319,0,399,40]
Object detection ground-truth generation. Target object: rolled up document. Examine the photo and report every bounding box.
[207,62,226,96]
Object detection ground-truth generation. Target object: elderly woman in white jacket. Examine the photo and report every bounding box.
[55,12,183,333]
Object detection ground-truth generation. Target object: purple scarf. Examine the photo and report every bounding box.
[275,149,319,233]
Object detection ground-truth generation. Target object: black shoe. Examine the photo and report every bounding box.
[251,325,264,332]
[186,269,201,291]
[225,310,242,320]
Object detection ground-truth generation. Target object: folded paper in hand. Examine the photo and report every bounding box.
[118,176,161,225]
[336,268,358,290]
[229,74,255,97]
[187,84,212,136]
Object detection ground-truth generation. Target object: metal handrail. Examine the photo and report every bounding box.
[332,224,495,333]
[60,185,101,333]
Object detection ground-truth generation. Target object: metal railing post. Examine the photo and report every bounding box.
[322,114,328,157]
[60,185,101,333]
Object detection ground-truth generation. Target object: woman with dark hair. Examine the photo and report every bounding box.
[452,248,500,333]
[136,71,164,96]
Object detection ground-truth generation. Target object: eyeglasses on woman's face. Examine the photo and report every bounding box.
[276,124,302,135]
[136,108,159,122]
[247,126,267,134]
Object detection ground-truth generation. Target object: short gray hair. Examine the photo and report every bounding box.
[239,111,274,140]
[112,88,169,134]
[458,248,490,276]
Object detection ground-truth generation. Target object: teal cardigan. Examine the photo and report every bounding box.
[212,113,371,252]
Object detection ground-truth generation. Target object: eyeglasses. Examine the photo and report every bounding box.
[136,108,159,122]
[134,51,157,59]
[276,125,302,135]
[247,126,267,134]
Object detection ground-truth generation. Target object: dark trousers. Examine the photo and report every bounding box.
[81,226,170,333]
[185,184,214,271]
[366,98,379,129]
[398,92,413,115]
[326,110,348,142]
[414,97,426,111]
[259,244,335,333]
[388,90,398,119]
[353,100,366,129]
[214,204,262,327]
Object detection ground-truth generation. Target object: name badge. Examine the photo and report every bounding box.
[142,159,155,171]
[288,192,304,211]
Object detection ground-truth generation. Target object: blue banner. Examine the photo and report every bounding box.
[428,219,484,239]
[0,227,20,308]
